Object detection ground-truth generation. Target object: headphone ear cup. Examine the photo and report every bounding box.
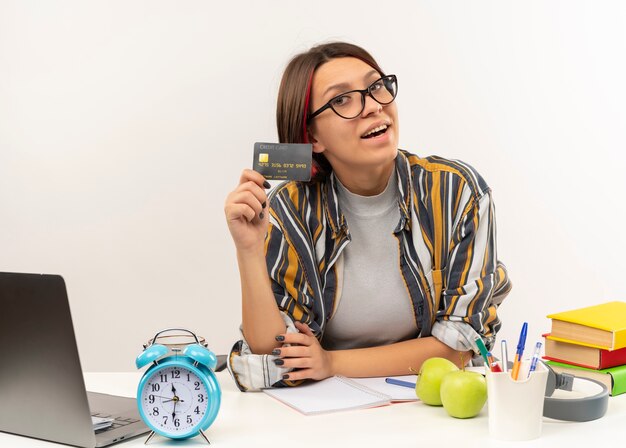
[183,344,217,370]
[136,344,168,369]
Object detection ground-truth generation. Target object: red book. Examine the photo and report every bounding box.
[543,333,626,370]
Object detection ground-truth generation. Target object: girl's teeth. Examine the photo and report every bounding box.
[364,125,387,137]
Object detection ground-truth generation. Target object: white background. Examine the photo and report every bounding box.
[1,1,624,371]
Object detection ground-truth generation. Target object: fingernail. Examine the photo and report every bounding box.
[262,201,266,209]
[263,181,271,189]
[271,348,281,356]
[259,212,264,220]
[275,335,285,342]
[274,359,284,366]
[282,374,289,380]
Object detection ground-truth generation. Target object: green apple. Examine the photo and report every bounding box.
[440,370,488,418]
[415,357,459,406]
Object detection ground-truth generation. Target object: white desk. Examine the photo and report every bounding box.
[1,371,624,448]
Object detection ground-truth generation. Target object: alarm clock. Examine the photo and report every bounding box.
[135,328,221,444]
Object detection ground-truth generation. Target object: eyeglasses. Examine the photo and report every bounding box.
[307,74,398,121]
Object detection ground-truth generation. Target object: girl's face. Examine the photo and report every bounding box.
[308,57,399,179]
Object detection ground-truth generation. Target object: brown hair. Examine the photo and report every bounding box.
[276,42,385,180]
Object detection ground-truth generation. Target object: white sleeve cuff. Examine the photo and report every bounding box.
[431,320,483,353]
[227,312,298,391]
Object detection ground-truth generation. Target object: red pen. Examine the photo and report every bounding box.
[487,352,503,372]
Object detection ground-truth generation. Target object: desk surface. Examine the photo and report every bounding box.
[1,371,624,448]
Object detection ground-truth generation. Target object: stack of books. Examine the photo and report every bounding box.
[543,301,626,396]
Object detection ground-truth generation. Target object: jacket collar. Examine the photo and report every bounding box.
[322,150,412,238]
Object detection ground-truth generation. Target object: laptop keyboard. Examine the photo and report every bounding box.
[92,413,140,433]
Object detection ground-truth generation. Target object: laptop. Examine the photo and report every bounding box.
[0,272,150,447]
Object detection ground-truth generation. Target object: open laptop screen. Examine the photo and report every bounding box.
[0,272,97,447]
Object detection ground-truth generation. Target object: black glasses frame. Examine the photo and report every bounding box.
[307,74,398,122]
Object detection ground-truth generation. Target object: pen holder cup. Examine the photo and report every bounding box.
[485,361,548,441]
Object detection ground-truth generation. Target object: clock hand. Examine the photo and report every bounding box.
[150,395,175,400]
[171,384,181,419]
[148,394,185,403]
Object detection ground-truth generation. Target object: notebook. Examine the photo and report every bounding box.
[0,272,150,447]
[263,375,418,415]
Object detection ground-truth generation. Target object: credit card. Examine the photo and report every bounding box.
[252,142,312,181]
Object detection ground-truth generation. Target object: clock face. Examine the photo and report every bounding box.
[139,365,209,435]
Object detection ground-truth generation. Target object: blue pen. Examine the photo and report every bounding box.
[527,342,543,378]
[511,322,528,381]
[385,378,416,389]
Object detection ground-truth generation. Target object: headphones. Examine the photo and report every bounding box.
[542,362,608,422]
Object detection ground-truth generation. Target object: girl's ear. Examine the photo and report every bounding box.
[308,131,325,154]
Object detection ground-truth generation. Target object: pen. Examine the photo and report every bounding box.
[487,352,503,373]
[501,340,509,373]
[527,342,543,378]
[474,337,491,366]
[385,378,416,389]
[511,322,528,381]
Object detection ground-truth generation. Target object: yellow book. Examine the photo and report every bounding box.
[547,301,626,350]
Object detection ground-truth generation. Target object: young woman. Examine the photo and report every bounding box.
[224,42,511,391]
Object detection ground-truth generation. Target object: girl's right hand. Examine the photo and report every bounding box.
[224,169,271,253]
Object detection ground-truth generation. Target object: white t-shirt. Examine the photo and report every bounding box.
[322,172,419,350]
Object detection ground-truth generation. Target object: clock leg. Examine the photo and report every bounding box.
[199,429,211,445]
[144,431,156,445]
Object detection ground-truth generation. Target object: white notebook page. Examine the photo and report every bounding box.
[263,375,391,415]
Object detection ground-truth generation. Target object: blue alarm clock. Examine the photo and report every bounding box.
[135,328,221,444]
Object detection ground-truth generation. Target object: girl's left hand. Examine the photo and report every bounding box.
[274,322,335,381]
